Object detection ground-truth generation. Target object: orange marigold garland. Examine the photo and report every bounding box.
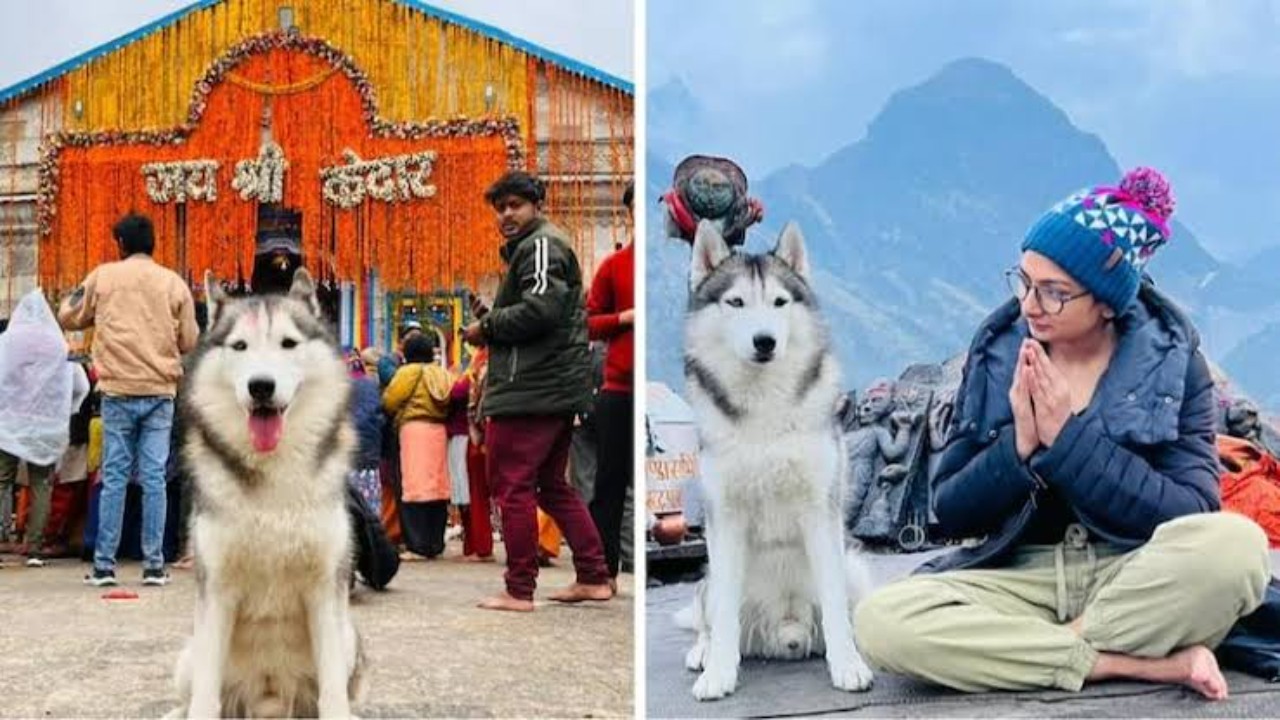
[36,30,528,293]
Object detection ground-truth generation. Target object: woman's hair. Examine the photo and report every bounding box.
[484,171,546,206]
[403,333,437,363]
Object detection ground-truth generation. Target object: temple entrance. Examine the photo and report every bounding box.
[390,292,465,367]
[251,204,304,295]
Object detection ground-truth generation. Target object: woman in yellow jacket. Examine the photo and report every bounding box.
[383,333,454,561]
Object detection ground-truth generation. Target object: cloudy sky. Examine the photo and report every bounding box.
[0,0,634,90]
[649,0,1280,262]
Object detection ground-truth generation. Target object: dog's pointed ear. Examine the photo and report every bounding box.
[204,270,227,326]
[691,220,731,288]
[773,221,810,282]
[289,268,321,316]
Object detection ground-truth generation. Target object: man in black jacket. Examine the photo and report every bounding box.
[464,171,612,612]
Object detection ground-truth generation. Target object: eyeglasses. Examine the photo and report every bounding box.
[1004,268,1090,315]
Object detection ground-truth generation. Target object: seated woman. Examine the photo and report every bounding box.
[854,168,1271,700]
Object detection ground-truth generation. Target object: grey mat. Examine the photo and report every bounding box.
[647,551,1280,718]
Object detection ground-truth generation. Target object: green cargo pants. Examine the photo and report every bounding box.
[854,513,1271,692]
[0,449,54,551]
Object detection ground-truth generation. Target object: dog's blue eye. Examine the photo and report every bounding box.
[726,298,744,308]
[774,298,789,308]
[281,338,299,350]
[230,340,247,352]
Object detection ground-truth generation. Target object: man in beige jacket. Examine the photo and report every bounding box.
[59,213,198,587]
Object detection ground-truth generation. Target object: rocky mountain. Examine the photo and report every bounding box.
[647,58,1280,412]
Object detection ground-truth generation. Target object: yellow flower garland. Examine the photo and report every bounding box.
[61,0,536,132]
[225,66,337,95]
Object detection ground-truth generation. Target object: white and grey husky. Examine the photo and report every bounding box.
[170,269,365,718]
[679,220,874,701]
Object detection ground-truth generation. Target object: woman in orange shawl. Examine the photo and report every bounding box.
[383,334,453,561]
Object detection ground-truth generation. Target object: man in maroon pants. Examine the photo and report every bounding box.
[464,171,612,612]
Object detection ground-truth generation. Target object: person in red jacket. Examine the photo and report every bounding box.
[586,181,635,587]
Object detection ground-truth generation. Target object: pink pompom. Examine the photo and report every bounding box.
[1119,167,1175,223]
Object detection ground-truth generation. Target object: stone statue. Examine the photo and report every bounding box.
[923,387,957,528]
[852,409,923,542]
[842,358,965,550]
[1226,398,1263,444]
[842,380,914,535]
[1219,396,1280,457]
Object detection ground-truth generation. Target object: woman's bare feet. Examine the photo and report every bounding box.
[1162,647,1229,700]
[478,591,535,612]
[1089,645,1228,700]
[548,582,613,603]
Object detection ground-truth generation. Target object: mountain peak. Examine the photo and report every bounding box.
[650,76,697,107]
[871,57,1068,136]
[933,56,1023,84]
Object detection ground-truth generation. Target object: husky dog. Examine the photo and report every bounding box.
[680,220,874,701]
[171,269,365,718]
[675,551,873,662]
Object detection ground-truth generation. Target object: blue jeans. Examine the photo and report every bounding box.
[95,396,174,572]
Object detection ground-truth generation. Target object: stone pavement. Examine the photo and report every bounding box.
[647,550,1280,718]
[0,546,633,718]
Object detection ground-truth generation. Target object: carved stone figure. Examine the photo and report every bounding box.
[842,380,913,535]
[1226,399,1263,443]
[852,409,922,541]
[840,358,966,550]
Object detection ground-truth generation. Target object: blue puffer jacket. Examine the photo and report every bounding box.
[919,281,1279,680]
[350,376,385,470]
[923,281,1218,567]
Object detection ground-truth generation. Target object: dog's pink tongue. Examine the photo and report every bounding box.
[248,413,284,453]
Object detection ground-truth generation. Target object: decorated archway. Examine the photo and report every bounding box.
[37,30,523,295]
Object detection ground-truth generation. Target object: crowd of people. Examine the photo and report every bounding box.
[0,170,636,613]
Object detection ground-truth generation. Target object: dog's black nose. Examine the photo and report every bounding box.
[248,378,276,402]
[753,334,776,354]
[787,640,801,651]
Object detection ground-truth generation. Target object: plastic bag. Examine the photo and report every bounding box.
[0,290,87,466]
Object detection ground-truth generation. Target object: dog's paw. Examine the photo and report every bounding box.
[692,662,739,702]
[828,653,874,692]
[684,638,709,672]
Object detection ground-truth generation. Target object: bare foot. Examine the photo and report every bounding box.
[477,591,534,612]
[1091,645,1228,701]
[172,555,195,570]
[548,582,613,603]
[1165,646,1229,700]
[399,551,430,562]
